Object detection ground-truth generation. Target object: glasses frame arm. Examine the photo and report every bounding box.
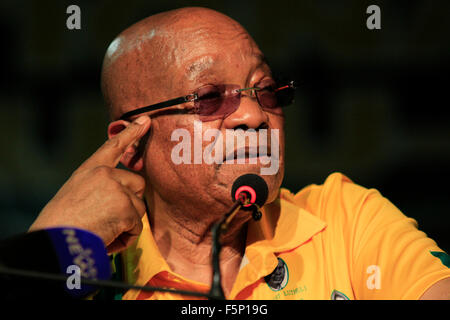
[118,93,198,121]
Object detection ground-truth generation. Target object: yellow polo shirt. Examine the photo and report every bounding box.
[118,172,450,300]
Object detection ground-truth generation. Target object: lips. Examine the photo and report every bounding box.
[223,146,272,163]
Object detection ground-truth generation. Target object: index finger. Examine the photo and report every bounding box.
[80,116,151,170]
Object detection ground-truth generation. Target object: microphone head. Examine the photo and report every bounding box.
[231,174,269,208]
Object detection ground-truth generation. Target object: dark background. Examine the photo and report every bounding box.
[0,0,449,253]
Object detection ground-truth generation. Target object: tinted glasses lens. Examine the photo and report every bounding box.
[195,84,240,121]
[255,79,277,109]
[256,82,295,109]
[257,88,277,109]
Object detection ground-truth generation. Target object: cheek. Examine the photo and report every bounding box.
[143,118,187,180]
[142,118,218,194]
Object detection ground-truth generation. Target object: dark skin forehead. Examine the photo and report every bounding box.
[101,7,272,119]
[183,52,271,89]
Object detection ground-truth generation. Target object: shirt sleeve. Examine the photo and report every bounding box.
[343,180,450,299]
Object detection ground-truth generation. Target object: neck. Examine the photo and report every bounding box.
[145,189,251,296]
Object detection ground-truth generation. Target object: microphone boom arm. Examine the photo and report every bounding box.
[209,192,259,300]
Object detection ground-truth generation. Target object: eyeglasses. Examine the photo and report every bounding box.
[118,79,296,121]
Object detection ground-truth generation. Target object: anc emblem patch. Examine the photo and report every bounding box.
[331,290,350,300]
[265,258,289,291]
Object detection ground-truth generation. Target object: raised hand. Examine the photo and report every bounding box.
[29,116,151,253]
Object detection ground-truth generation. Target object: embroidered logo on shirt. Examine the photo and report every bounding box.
[265,258,289,291]
[331,290,350,300]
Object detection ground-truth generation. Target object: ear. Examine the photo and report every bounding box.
[107,120,145,171]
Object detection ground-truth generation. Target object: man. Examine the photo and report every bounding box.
[29,7,449,299]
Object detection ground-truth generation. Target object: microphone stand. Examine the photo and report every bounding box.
[209,193,262,300]
[0,264,211,299]
[209,200,242,299]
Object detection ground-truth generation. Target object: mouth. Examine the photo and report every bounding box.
[223,146,272,164]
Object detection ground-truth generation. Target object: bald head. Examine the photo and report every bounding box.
[101,7,259,120]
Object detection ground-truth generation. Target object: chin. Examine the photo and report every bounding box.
[213,162,285,205]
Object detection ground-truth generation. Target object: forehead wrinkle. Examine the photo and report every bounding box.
[185,55,215,81]
[182,52,270,91]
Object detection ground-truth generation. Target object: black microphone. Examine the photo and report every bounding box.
[231,173,268,220]
[0,227,111,299]
[209,173,269,300]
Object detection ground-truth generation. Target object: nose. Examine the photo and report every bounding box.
[222,94,269,130]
